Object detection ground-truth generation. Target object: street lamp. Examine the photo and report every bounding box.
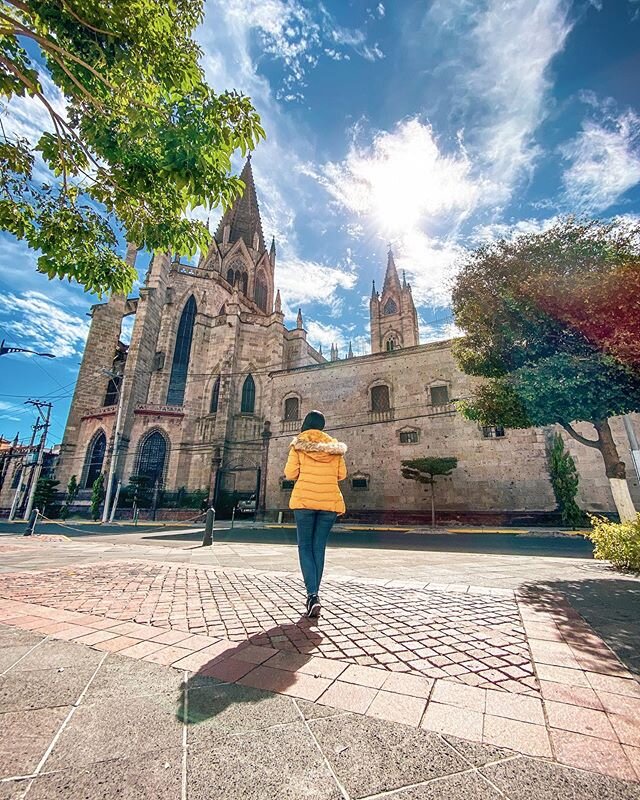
[0,339,55,358]
[101,368,126,523]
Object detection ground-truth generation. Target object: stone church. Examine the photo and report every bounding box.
[55,157,639,522]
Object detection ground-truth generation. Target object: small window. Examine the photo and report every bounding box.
[284,397,299,421]
[386,339,395,352]
[371,384,390,412]
[482,425,506,439]
[241,374,255,413]
[430,385,449,405]
[281,479,295,490]
[226,268,234,285]
[241,273,248,295]
[400,430,419,444]
[210,376,220,413]
[351,476,369,490]
[11,466,22,489]
[383,298,397,315]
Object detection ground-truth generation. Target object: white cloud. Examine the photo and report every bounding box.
[467,0,573,204]
[471,215,562,244]
[275,258,357,321]
[561,110,640,212]
[420,319,463,343]
[312,118,481,235]
[0,292,90,358]
[213,0,382,101]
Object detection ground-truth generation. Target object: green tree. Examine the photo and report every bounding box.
[0,0,265,296]
[401,457,458,527]
[60,473,79,519]
[89,471,104,520]
[548,434,585,529]
[33,475,59,515]
[452,217,640,521]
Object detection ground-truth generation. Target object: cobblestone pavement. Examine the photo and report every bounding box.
[0,561,536,694]
[1,536,640,794]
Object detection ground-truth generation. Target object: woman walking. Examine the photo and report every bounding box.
[285,410,347,618]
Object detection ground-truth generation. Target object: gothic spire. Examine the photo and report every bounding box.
[383,248,401,294]
[214,156,265,251]
[402,269,407,289]
[274,289,282,314]
[371,279,377,299]
[348,341,353,358]
[296,308,303,329]
[269,236,276,266]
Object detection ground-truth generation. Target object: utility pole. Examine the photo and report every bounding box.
[9,419,39,521]
[102,372,126,523]
[23,400,52,522]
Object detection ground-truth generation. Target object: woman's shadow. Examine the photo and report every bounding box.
[176,616,325,726]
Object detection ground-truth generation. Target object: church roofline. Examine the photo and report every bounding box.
[268,337,459,378]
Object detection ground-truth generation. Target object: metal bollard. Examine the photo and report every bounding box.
[24,507,39,537]
[202,507,215,546]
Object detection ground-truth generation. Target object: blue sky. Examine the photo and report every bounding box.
[1,0,639,445]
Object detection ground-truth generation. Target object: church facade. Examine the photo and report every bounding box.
[54,158,640,521]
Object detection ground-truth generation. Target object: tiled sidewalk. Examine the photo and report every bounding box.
[0,560,640,783]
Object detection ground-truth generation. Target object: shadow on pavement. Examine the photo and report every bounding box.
[520,576,640,676]
[176,617,323,726]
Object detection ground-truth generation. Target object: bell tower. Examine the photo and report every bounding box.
[370,248,419,353]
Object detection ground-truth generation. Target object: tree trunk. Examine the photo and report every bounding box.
[594,419,636,522]
[430,481,435,528]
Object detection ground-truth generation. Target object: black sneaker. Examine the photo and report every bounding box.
[307,594,321,618]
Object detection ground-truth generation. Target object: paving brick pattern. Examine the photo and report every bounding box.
[0,561,536,693]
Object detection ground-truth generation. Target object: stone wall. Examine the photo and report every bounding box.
[264,341,640,519]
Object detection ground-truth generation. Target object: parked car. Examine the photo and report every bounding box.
[236,494,256,515]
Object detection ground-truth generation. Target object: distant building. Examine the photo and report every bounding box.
[49,158,639,522]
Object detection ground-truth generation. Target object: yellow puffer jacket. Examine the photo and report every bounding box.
[284,429,348,514]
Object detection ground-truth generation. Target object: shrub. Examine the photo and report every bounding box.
[588,514,640,571]
[548,434,586,528]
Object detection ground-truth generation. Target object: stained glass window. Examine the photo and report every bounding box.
[167,295,196,405]
[84,431,106,488]
[137,431,167,485]
[383,298,397,315]
[210,376,220,413]
[241,374,255,413]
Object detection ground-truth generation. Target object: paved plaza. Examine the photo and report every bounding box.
[1,533,640,798]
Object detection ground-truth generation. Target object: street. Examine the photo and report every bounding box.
[0,519,595,558]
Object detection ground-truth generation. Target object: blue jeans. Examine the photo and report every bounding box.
[294,510,337,596]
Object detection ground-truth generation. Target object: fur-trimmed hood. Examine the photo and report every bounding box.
[289,429,347,458]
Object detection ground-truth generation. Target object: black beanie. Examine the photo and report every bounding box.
[301,410,325,432]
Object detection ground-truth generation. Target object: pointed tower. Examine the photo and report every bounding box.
[214,155,265,252]
[370,248,419,353]
[269,236,276,268]
[296,308,303,329]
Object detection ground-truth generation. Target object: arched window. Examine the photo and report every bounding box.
[370,385,390,412]
[166,295,196,405]
[241,374,255,413]
[84,431,106,488]
[284,397,299,420]
[137,431,167,486]
[384,298,398,315]
[386,339,395,352]
[241,272,248,295]
[210,376,220,413]
[254,273,268,312]
[226,268,234,285]
[234,269,241,288]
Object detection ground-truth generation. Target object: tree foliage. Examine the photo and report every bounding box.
[89,471,104,519]
[60,472,78,519]
[548,434,584,529]
[401,457,458,527]
[33,475,59,514]
[0,0,265,295]
[452,217,640,519]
